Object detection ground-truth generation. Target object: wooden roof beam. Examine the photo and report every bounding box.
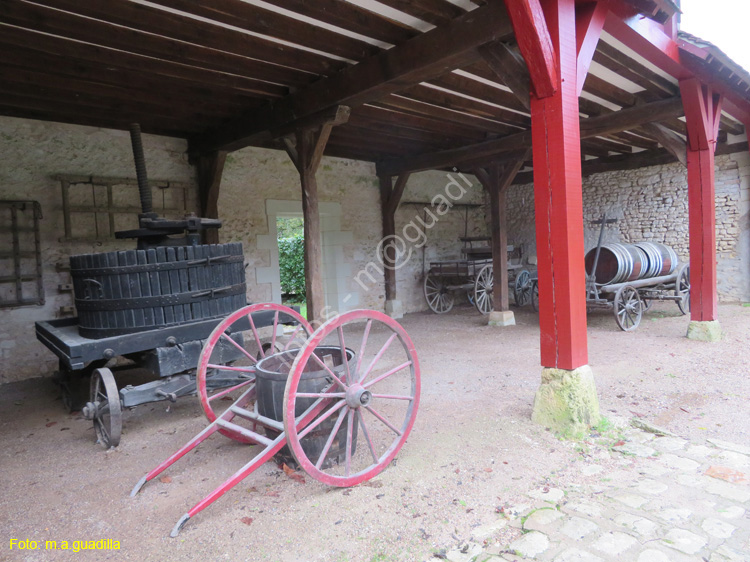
[478,42,531,110]
[376,96,683,175]
[189,1,515,155]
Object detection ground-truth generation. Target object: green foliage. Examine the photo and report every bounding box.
[278,232,306,298]
[277,217,304,239]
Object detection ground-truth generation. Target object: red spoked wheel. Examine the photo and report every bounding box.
[197,303,312,442]
[282,310,420,487]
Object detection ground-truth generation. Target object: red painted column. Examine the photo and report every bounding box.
[531,0,588,370]
[680,79,722,322]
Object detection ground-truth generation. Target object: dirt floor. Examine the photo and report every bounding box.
[1,302,748,562]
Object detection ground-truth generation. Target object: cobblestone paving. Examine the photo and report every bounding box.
[439,422,750,562]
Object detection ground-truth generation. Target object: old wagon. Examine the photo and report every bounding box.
[423,237,532,314]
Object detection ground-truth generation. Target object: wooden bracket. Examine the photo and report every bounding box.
[478,42,531,110]
[378,173,411,302]
[680,78,723,152]
[575,0,608,96]
[641,122,686,166]
[504,0,559,99]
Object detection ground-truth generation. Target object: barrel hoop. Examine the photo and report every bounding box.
[70,254,243,277]
[75,282,246,311]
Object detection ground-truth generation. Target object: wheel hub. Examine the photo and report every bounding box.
[345,384,372,409]
[82,401,99,420]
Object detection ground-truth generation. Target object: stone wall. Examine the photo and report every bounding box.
[505,154,750,302]
[0,117,484,383]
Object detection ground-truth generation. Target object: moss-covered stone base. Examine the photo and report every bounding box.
[531,365,600,438]
[686,320,722,342]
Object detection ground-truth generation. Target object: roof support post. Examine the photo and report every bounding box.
[526,0,588,371]
[680,78,723,340]
[378,173,410,318]
[197,151,227,245]
[284,124,334,324]
[512,0,600,434]
[474,153,528,325]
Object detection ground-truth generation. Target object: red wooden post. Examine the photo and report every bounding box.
[529,0,588,370]
[680,78,723,323]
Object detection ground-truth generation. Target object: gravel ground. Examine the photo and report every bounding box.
[0,302,748,561]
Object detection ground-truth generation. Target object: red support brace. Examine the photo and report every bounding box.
[604,0,684,79]
[530,0,589,370]
[505,0,559,99]
[680,78,723,323]
[575,1,608,96]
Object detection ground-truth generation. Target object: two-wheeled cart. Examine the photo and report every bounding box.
[130,306,420,537]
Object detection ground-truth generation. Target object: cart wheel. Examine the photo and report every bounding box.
[675,264,690,315]
[473,264,493,315]
[86,368,122,449]
[197,303,312,442]
[613,285,643,331]
[423,273,454,314]
[283,310,420,487]
[466,290,475,306]
[530,280,539,312]
[514,269,532,307]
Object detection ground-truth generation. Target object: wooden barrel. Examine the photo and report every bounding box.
[70,243,246,339]
[585,243,648,285]
[634,242,678,278]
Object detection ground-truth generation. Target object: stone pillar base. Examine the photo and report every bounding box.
[488,310,516,327]
[686,320,722,342]
[384,299,404,319]
[532,365,600,438]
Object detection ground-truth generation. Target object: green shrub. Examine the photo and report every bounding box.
[278,232,306,298]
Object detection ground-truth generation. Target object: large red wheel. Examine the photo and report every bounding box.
[197,303,312,442]
[282,310,420,487]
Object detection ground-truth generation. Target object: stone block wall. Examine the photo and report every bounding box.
[504,154,750,302]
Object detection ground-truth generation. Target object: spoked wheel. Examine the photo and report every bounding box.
[514,269,532,307]
[84,368,122,449]
[530,280,539,312]
[283,310,420,487]
[197,303,312,442]
[613,285,643,332]
[473,264,493,315]
[675,264,690,315]
[423,273,454,314]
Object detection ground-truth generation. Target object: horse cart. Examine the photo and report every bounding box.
[423,237,532,314]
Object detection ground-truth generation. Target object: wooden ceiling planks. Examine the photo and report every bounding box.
[0,0,746,177]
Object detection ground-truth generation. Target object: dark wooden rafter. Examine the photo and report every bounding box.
[377,96,684,175]
[473,151,529,312]
[190,1,515,155]
[374,0,467,27]
[378,174,411,303]
[142,0,380,62]
[640,122,686,166]
[478,42,531,110]
[0,0,335,82]
[197,151,228,245]
[261,0,418,45]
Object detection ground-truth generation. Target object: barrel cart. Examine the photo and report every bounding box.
[130,307,420,537]
[584,217,690,331]
[423,237,532,314]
